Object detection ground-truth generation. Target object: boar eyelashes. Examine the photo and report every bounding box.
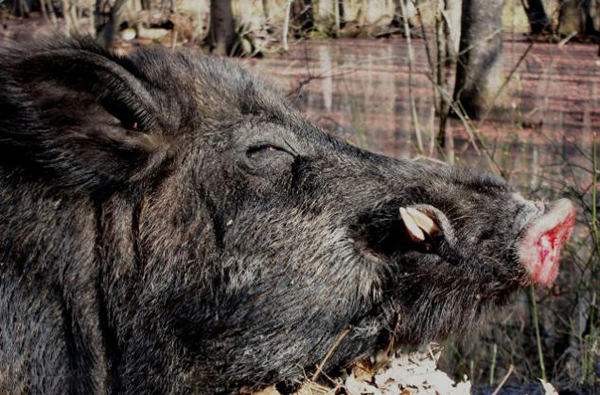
[103,97,152,132]
[245,144,295,171]
[246,144,292,156]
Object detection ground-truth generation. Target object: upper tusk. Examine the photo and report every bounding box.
[399,207,426,242]
[406,207,439,236]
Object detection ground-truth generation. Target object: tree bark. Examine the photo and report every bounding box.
[522,0,551,35]
[444,0,462,57]
[590,0,600,33]
[333,0,340,36]
[558,0,600,36]
[283,0,293,51]
[14,0,31,17]
[559,0,583,35]
[96,0,130,49]
[452,0,506,119]
[391,0,403,28]
[338,0,345,28]
[291,0,314,36]
[209,0,236,56]
[61,0,72,34]
[391,0,414,30]
[262,0,270,21]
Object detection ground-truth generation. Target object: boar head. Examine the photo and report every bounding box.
[0,37,574,394]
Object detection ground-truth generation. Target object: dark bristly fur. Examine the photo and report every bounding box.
[0,36,543,394]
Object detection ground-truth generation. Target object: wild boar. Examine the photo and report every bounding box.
[0,37,575,394]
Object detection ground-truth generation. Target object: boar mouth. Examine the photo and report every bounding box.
[349,202,444,261]
[518,199,575,287]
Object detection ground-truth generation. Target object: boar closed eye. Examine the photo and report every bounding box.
[246,144,292,157]
[245,144,296,171]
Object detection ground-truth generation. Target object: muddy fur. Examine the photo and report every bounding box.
[0,36,544,394]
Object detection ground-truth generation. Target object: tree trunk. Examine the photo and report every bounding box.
[559,0,582,35]
[391,0,402,28]
[557,0,600,36]
[452,0,506,119]
[523,0,551,35]
[391,0,415,30]
[262,0,270,21]
[333,0,340,36]
[96,0,130,49]
[46,0,58,24]
[437,0,453,148]
[338,0,345,28]
[444,0,462,57]
[61,0,73,34]
[40,0,48,19]
[283,0,293,51]
[14,0,31,17]
[590,0,600,33]
[209,0,236,56]
[291,0,314,37]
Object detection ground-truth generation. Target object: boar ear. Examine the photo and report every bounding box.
[1,46,167,191]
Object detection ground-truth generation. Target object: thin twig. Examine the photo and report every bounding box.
[491,364,514,395]
[311,327,352,382]
[530,284,547,381]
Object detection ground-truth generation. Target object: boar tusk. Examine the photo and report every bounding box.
[406,207,440,236]
[399,207,426,242]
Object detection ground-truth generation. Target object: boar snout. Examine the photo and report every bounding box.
[518,198,576,287]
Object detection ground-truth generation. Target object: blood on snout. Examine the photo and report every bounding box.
[533,215,574,285]
[519,199,575,287]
